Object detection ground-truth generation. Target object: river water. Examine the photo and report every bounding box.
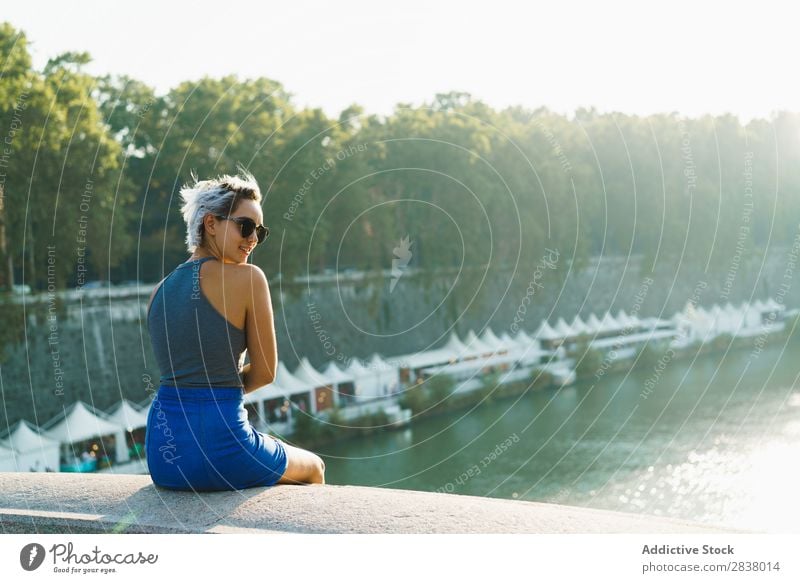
[321,342,800,532]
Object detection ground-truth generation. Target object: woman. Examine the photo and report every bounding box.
[145,171,325,490]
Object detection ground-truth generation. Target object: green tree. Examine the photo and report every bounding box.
[0,24,129,290]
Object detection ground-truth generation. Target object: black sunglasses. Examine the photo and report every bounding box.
[215,215,269,244]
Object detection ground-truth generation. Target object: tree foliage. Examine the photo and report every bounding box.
[2,22,799,304]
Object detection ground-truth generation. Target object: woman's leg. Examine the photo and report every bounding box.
[277,441,325,485]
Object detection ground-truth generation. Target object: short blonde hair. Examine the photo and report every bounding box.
[179,169,262,252]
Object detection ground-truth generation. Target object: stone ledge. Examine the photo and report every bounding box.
[0,473,743,534]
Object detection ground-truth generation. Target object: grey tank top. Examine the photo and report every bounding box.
[147,256,247,388]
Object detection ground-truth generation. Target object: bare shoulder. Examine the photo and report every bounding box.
[227,262,267,282]
[224,263,269,297]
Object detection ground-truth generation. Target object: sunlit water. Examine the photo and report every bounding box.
[321,343,800,532]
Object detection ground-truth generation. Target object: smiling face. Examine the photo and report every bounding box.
[202,198,264,264]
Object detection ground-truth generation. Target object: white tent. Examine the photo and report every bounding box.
[0,420,60,472]
[294,357,341,411]
[270,360,316,413]
[670,306,699,345]
[498,331,516,346]
[726,303,748,332]
[42,402,123,443]
[344,357,373,378]
[320,361,361,403]
[553,318,575,338]
[345,357,383,398]
[0,443,15,472]
[387,332,470,373]
[599,311,622,333]
[707,304,726,334]
[462,330,494,356]
[387,345,455,371]
[480,328,508,352]
[514,329,539,348]
[275,361,314,397]
[106,400,150,463]
[638,315,675,331]
[442,331,470,359]
[105,400,148,432]
[367,353,400,396]
[615,309,638,331]
[704,304,721,332]
[571,315,590,335]
[689,306,716,341]
[42,402,127,464]
[533,320,560,341]
[495,331,521,352]
[512,330,548,365]
[420,350,524,381]
[500,331,540,363]
[293,357,330,388]
[722,303,746,331]
[741,302,763,328]
[679,301,695,318]
[367,352,393,371]
[465,329,516,369]
[321,361,355,385]
[671,308,691,328]
[586,313,603,333]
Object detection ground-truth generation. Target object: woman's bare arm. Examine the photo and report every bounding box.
[241,265,278,393]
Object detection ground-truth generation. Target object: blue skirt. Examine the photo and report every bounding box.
[145,385,288,491]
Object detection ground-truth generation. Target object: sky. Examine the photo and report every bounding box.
[4,0,798,122]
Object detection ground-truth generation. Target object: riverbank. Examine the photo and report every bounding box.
[289,368,554,449]
[291,322,797,449]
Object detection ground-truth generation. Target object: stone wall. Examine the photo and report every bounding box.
[0,473,739,533]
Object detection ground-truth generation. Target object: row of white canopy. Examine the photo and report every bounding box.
[1,297,786,472]
[389,328,550,370]
[0,326,548,471]
[0,354,406,471]
[533,299,783,342]
[672,298,786,340]
[534,310,647,341]
[244,354,400,406]
[0,401,145,472]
